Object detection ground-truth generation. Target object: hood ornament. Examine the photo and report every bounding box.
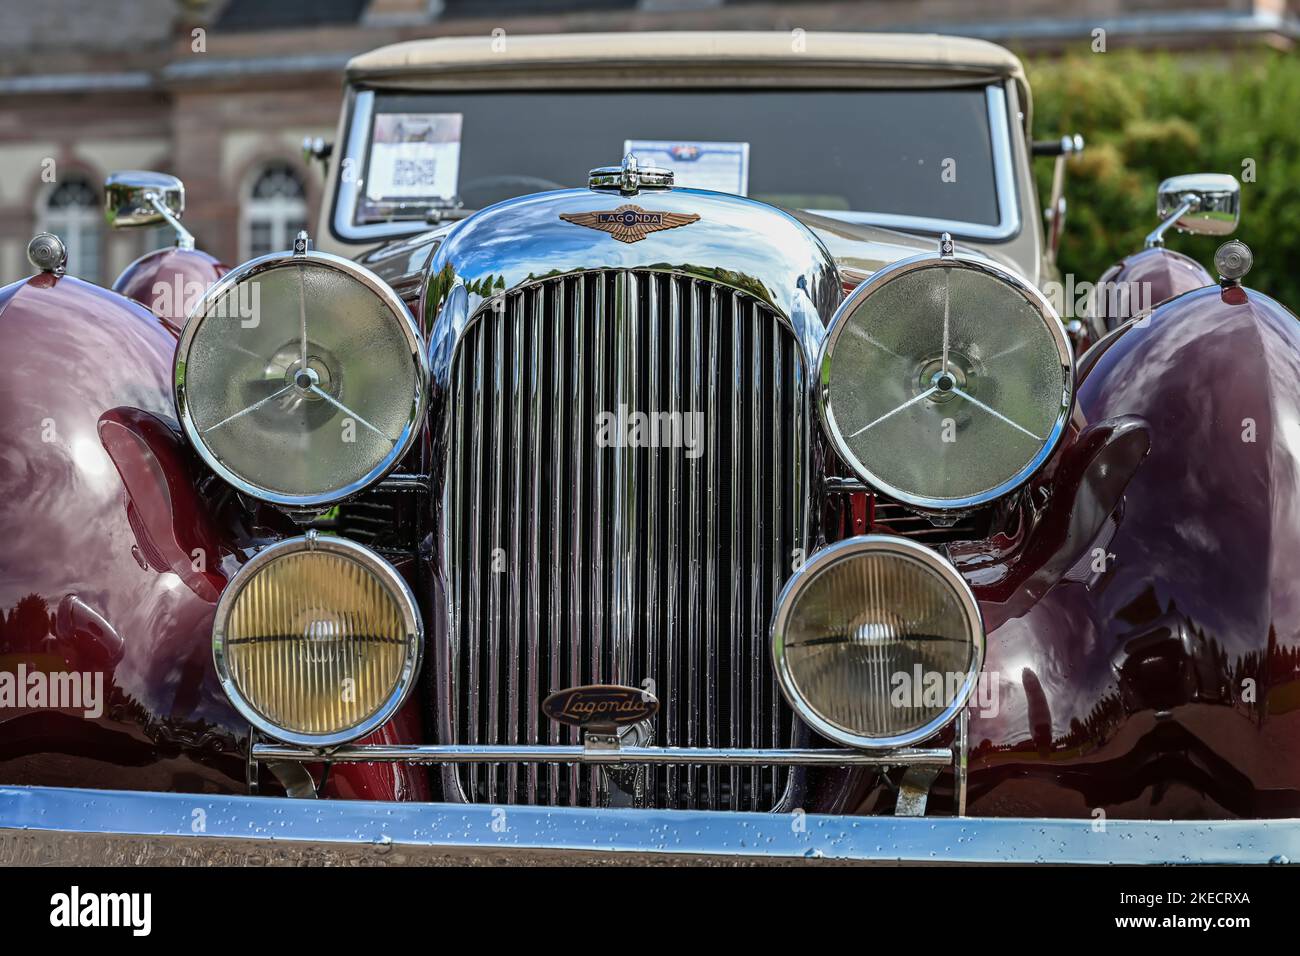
[589,152,674,195]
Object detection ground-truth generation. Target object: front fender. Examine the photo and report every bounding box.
[112,246,227,334]
[0,272,431,801]
[0,272,250,792]
[961,282,1300,817]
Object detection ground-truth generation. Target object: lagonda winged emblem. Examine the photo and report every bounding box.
[559,204,701,243]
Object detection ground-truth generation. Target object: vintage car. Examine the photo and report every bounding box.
[1,31,1297,865]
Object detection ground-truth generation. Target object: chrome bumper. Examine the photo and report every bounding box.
[1,785,1296,865]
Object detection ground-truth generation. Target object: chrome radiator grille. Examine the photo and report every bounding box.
[443,269,808,810]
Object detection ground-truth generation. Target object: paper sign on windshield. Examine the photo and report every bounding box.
[367,113,463,202]
[623,140,750,196]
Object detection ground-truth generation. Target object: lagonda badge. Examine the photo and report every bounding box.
[559,205,700,243]
[542,684,659,727]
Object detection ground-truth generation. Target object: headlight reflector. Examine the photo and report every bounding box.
[176,248,428,508]
[213,534,422,746]
[818,252,1072,510]
[771,535,983,749]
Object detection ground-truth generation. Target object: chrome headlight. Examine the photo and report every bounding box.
[175,247,428,508]
[771,535,983,749]
[213,534,422,746]
[817,251,1072,510]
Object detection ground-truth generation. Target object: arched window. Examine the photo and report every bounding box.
[243,163,308,260]
[41,175,102,283]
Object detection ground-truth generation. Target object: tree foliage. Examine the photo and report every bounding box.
[1027,49,1300,304]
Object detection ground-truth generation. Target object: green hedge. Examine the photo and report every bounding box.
[1025,49,1300,306]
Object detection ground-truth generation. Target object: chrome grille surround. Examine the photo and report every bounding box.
[446,270,806,809]
[423,186,842,811]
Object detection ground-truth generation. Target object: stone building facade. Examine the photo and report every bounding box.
[0,0,1294,283]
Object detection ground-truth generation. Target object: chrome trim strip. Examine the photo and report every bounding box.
[644,274,661,804]
[5,787,1295,866]
[252,743,950,767]
[466,326,484,800]
[506,291,524,803]
[547,283,565,804]
[212,535,424,748]
[610,271,635,685]
[705,282,722,805]
[568,274,586,806]
[749,296,763,807]
[525,288,543,800]
[486,304,505,803]
[728,290,748,806]
[665,277,683,807]
[770,534,985,751]
[806,86,1021,242]
[686,278,703,807]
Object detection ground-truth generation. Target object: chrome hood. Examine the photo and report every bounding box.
[421,186,842,374]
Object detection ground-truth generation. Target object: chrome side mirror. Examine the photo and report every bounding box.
[105,170,194,250]
[302,137,332,173]
[1145,173,1239,248]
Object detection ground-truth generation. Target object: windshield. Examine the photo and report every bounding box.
[335,85,1014,242]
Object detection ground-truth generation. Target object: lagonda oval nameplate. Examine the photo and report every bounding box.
[542,684,659,728]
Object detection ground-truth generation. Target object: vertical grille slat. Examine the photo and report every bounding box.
[567,274,585,806]
[726,289,742,811]
[664,276,683,809]
[547,280,565,805]
[446,269,803,810]
[687,279,704,809]
[505,291,525,804]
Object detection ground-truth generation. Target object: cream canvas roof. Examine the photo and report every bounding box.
[347,31,1027,92]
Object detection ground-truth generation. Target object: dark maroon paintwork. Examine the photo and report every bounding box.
[0,273,247,791]
[0,272,428,801]
[954,283,1300,818]
[1093,246,1212,330]
[111,247,227,334]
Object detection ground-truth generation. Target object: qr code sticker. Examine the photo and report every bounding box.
[394,159,437,188]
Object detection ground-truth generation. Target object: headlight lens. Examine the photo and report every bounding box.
[176,249,428,508]
[771,535,983,749]
[213,534,422,746]
[818,253,1072,510]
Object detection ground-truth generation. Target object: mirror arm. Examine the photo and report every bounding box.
[144,190,195,251]
[1144,195,1198,249]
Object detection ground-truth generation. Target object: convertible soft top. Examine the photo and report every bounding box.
[346,31,1029,117]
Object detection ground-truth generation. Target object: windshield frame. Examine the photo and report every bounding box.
[329,82,1022,245]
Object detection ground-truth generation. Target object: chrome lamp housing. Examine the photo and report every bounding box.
[213,533,423,747]
[771,535,985,749]
[816,242,1074,512]
[174,240,429,510]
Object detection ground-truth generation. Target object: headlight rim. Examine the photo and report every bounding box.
[770,534,986,750]
[174,247,430,509]
[816,250,1075,513]
[212,533,424,748]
